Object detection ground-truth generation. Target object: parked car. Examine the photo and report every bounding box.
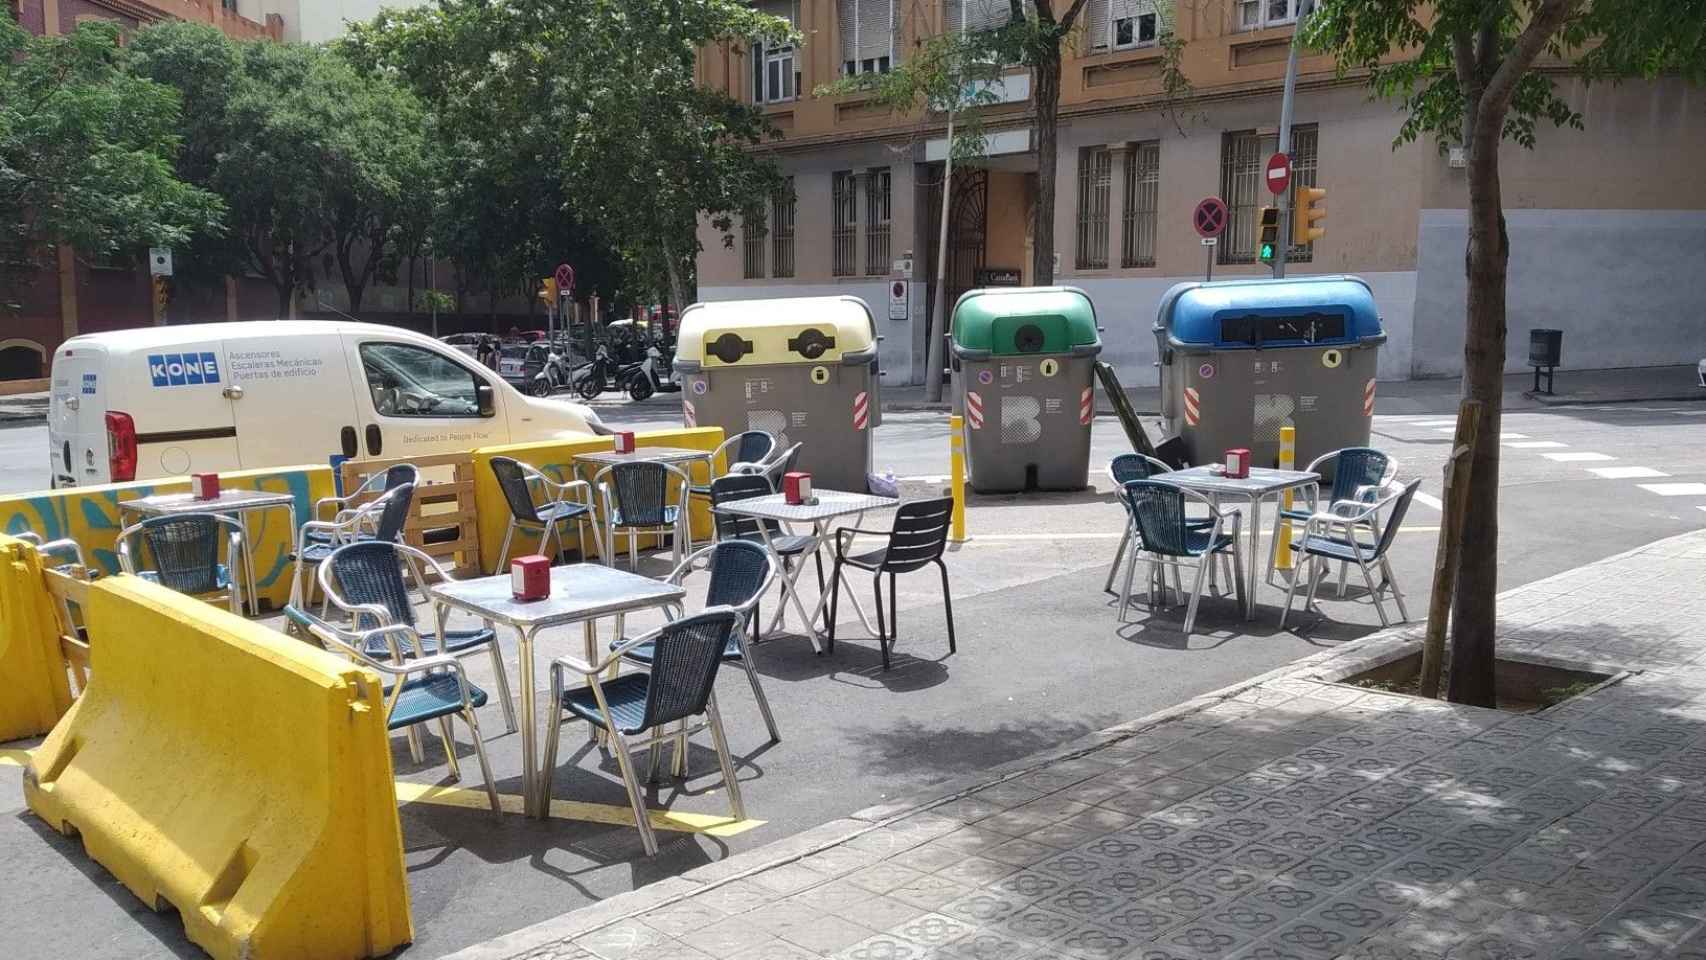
[48,321,607,487]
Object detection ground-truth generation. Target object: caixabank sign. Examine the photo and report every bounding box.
[147,352,221,387]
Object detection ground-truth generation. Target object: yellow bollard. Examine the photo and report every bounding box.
[949,415,967,543]
[1277,425,1296,571]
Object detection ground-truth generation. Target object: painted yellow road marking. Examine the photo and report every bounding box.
[394,780,765,837]
[0,748,34,768]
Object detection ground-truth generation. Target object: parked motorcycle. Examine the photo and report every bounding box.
[626,342,681,401]
[572,345,619,401]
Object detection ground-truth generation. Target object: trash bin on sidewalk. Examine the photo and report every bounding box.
[674,296,880,492]
[1154,275,1385,469]
[950,286,1102,493]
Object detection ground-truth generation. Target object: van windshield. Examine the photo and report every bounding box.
[359,342,486,418]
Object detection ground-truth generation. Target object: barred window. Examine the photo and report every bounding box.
[742,211,766,280]
[1219,125,1317,265]
[832,171,858,276]
[771,177,796,278]
[865,167,891,275]
[1075,147,1113,270]
[1121,141,1159,268]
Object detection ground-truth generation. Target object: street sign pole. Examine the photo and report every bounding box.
[1202,238,1217,282]
[1274,0,1313,279]
[1191,196,1228,283]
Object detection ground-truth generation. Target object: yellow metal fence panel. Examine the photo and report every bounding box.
[0,536,75,741]
[23,575,412,960]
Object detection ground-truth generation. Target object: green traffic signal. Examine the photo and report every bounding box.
[1259,242,1275,262]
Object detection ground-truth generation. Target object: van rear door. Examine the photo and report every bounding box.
[48,343,106,487]
[129,343,240,479]
[224,337,361,471]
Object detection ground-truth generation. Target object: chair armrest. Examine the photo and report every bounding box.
[834,527,889,560]
[313,494,352,522]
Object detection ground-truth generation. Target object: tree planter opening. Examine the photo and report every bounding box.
[1333,650,1617,714]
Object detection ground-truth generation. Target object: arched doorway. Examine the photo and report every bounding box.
[0,339,45,380]
[923,165,989,381]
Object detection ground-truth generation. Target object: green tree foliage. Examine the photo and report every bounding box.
[1303,0,1706,705]
[341,0,794,311]
[0,13,222,311]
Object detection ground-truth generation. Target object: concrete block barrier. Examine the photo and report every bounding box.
[0,536,75,741]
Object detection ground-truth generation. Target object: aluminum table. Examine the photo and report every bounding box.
[572,445,714,472]
[714,489,896,652]
[426,563,684,818]
[119,488,298,616]
[1153,466,1319,621]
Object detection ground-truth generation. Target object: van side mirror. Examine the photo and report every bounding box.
[477,383,495,417]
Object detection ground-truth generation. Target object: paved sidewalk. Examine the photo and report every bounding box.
[451,527,1706,960]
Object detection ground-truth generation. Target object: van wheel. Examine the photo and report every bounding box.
[627,373,655,402]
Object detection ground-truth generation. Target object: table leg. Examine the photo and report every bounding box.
[757,522,825,653]
[520,625,540,818]
[1245,495,1263,621]
[805,516,879,639]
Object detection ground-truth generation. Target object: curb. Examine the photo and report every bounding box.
[1525,390,1706,407]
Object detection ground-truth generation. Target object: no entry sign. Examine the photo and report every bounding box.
[1266,152,1292,196]
[1192,197,1228,239]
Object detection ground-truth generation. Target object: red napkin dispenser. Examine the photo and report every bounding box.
[783,471,812,505]
[191,472,221,500]
[1225,448,1251,479]
[613,431,637,454]
[511,555,551,601]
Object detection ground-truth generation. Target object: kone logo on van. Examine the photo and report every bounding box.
[147,352,221,387]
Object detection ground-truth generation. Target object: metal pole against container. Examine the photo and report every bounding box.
[1273,36,1300,279]
[925,110,955,404]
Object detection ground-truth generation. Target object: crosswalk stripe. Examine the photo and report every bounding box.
[1638,483,1706,497]
[1590,466,1669,480]
[1505,441,1566,449]
[1545,452,1615,463]
[1414,492,1444,510]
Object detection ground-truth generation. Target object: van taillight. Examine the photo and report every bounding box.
[106,411,137,481]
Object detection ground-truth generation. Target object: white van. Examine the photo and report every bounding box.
[48,320,606,487]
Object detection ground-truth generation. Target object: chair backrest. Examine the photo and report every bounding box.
[634,609,739,732]
[324,540,416,628]
[763,442,804,485]
[1371,479,1422,560]
[607,461,675,527]
[1326,448,1391,504]
[1110,453,1166,486]
[730,431,776,469]
[136,514,226,594]
[879,497,953,573]
[383,463,420,491]
[372,482,417,543]
[710,473,775,541]
[1122,480,1192,557]
[490,456,542,524]
[701,540,773,613]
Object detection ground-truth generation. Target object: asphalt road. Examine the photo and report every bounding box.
[4,397,1706,958]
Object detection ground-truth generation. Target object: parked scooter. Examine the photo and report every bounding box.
[572,344,619,401]
[626,341,681,401]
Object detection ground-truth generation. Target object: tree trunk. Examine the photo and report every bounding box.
[662,241,688,315]
[1030,42,1062,286]
[1445,119,1508,708]
[407,256,416,314]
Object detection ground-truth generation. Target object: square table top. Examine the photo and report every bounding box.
[1155,465,1321,497]
[120,488,298,515]
[572,446,714,467]
[427,562,684,629]
[713,489,897,523]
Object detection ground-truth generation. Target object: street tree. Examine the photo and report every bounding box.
[1303,0,1706,706]
[0,14,222,311]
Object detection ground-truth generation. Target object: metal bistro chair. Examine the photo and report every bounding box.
[289,482,417,610]
[284,604,500,815]
[615,539,782,747]
[490,456,602,569]
[1120,480,1245,635]
[309,463,419,541]
[736,441,803,490]
[596,460,692,570]
[1267,447,1394,589]
[1280,478,1421,630]
[827,497,956,671]
[710,472,824,602]
[689,430,776,502]
[318,540,517,734]
[117,513,245,615]
[543,608,748,856]
[1104,453,1196,595]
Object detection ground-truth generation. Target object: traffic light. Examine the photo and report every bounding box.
[537,277,558,305]
[1257,206,1279,264]
[1293,185,1326,246]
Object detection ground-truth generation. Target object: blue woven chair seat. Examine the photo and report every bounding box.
[291,541,338,563]
[1297,533,1380,563]
[385,673,488,729]
[614,633,745,664]
[559,673,651,734]
[358,626,496,660]
[139,564,230,592]
[538,501,591,523]
[611,505,679,527]
[1183,530,1236,556]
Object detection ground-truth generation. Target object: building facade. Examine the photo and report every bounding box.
[695,0,1706,387]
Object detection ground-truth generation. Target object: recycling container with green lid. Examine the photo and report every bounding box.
[951,286,1102,493]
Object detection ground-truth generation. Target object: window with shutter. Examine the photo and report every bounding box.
[946,0,1025,34]
[753,0,800,103]
[1107,0,1158,50]
[1086,0,1110,51]
[839,0,895,75]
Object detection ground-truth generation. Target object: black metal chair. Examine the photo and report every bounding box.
[710,472,823,599]
[827,497,956,671]
[290,482,416,610]
[689,430,777,501]
[543,608,748,856]
[1281,478,1420,629]
[284,604,500,814]
[596,460,692,570]
[489,456,600,569]
[1120,480,1244,634]
[319,539,516,734]
[117,513,245,614]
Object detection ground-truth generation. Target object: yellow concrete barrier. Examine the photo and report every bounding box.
[24,574,412,960]
[471,427,726,573]
[0,466,335,610]
[0,535,75,741]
